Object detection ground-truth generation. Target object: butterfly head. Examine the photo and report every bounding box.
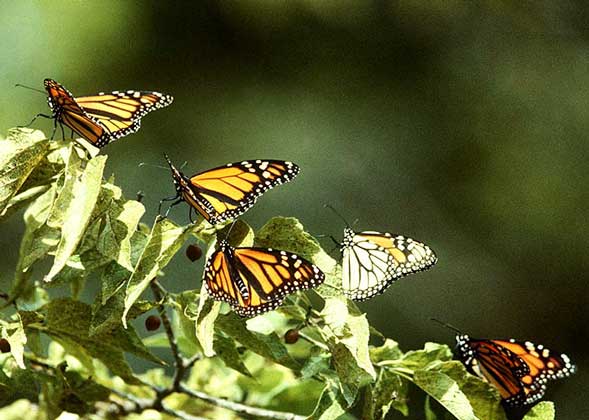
[43,78,58,89]
[164,154,188,193]
[455,334,473,356]
[342,227,355,249]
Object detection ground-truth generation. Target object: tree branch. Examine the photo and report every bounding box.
[151,278,183,369]
[148,279,305,420]
[177,384,306,420]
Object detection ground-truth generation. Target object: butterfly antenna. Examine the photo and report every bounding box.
[163,153,176,170]
[138,162,169,170]
[323,204,351,227]
[223,220,239,242]
[15,83,45,94]
[430,318,463,335]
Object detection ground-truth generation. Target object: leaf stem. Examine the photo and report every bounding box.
[299,331,330,351]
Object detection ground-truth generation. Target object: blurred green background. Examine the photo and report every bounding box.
[0,1,587,418]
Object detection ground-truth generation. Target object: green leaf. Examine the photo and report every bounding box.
[370,338,403,363]
[523,402,555,420]
[215,312,299,370]
[96,199,145,271]
[368,367,409,418]
[434,361,506,420]
[169,289,202,355]
[213,333,252,377]
[413,367,478,420]
[309,385,348,420]
[0,315,27,369]
[0,185,49,223]
[38,364,112,417]
[101,227,148,305]
[34,298,162,384]
[0,399,43,420]
[0,128,49,219]
[300,355,331,380]
[195,288,222,357]
[319,297,376,405]
[12,184,58,301]
[122,218,196,327]
[91,287,157,337]
[255,216,322,259]
[45,151,107,282]
[0,365,39,407]
[399,342,453,370]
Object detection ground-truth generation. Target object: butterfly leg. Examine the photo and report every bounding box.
[50,119,58,140]
[18,113,53,128]
[188,206,196,224]
[60,123,66,140]
[158,194,181,216]
[163,199,183,217]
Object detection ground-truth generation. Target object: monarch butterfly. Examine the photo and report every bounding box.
[203,239,325,317]
[434,320,577,407]
[30,79,173,147]
[339,226,437,300]
[162,155,299,225]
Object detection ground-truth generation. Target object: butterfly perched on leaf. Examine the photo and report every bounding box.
[203,239,324,317]
[451,329,576,407]
[162,155,299,225]
[339,227,437,300]
[34,78,173,147]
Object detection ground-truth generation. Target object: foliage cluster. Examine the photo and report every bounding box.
[0,129,556,419]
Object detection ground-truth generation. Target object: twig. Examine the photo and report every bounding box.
[150,278,200,393]
[151,278,183,369]
[161,404,209,420]
[178,384,306,420]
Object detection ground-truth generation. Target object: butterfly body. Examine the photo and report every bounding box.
[203,240,324,317]
[455,334,576,407]
[340,227,437,300]
[164,156,299,225]
[43,79,173,147]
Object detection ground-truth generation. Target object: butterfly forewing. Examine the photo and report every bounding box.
[190,160,299,225]
[168,159,299,225]
[203,241,324,318]
[341,228,437,300]
[456,334,576,407]
[43,79,172,148]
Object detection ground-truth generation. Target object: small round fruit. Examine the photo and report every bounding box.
[284,329,300,344]
[0,339,10,353]
[145,315,161,331]
[186,244,203,262]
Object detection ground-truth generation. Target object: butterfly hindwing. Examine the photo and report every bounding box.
[166,157,299,225]
[456,334,576,407]
[204,240,324,317]
[341,227,437,300]
[44,79,172,148]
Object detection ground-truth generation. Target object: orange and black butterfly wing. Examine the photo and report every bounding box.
[44,79,107,144]
[491,339,577,406]
[457,335,577,407]
[462,338,529,406]
[203,240,324,318]
[75,90,173,147]
[203,244,248,310]
[186,160,300,225]
[44,79,172,148]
